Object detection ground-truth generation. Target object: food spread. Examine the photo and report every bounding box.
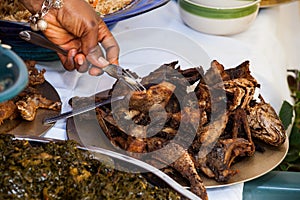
[86,0,133,16]
[0,0,134,22]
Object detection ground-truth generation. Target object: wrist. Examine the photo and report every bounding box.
[26,0,64,31]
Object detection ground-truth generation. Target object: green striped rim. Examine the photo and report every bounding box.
[179,0,259,19]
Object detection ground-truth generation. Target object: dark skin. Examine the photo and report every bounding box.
[20,0,120,75]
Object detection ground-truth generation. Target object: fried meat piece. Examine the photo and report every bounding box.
[201,60,230,85]
[149,143,208,200]
[191,111,229,157]
[247,96,286,146]
[171,149,208,200]
[16,94,61,121]
[129,81,176,113]
[197,138,254,182]
[0,101,18,125]
[225,60,258,85]
[25,60,46,86]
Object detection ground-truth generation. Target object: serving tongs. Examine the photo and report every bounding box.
[14,135,201,200]
[19,30,146,92]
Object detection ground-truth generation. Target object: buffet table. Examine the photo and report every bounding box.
[38,1,300,199]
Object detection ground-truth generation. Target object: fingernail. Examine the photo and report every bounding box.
[89,67,104,76]
[70,49,76,57]
[98,57,109,66]
[77,57,84,65]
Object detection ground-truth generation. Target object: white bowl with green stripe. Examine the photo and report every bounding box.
[179,0,261,35]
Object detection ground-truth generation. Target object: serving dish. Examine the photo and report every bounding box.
[103,0,170,27]
[0,80,61,136]
[260,0,296,7]
[0,0,170,61]
[178,0,261,35]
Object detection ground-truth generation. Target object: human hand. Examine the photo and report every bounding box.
[22,0,120,75]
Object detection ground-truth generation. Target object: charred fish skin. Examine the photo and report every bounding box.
[247,96,286,146]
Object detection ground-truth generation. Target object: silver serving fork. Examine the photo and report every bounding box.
[103,63,145,92]
[19,30,146,92]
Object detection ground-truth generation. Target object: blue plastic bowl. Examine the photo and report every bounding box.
[0,44,28,102]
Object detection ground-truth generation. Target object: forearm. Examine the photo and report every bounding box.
[19,0,44,13]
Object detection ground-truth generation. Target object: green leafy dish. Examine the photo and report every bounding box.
[0,134,183,200]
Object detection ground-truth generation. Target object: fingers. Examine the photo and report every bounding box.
[75,52,105,76]
[85,47,108,76]
[88,56,107,76]
[56,49,76,71]
[85,45,106,67]
[89,66,104,76]
[57,49,89,73]
[51,22,119,76]
[98,20,120,65]
[81,19,120,68]
[83,21,119,75]
[44,0,119,76]
[79,13,102,60]
[58,47,105,75]
[74,54,89,73]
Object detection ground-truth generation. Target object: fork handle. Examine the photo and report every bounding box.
[19,31,68,56]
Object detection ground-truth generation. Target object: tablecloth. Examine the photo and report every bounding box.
[38,1,300,199]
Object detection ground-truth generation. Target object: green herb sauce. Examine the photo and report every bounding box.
[0,134,181,200]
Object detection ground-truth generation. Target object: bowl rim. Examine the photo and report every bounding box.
[0,45,28,102]
[179,0,260,19]
[180,0,261,10]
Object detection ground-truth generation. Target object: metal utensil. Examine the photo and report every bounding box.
[43,95,125,124]
[82,145,201,200]
[19,31,145,92]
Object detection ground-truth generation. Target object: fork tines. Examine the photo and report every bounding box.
[122,70,146,92]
